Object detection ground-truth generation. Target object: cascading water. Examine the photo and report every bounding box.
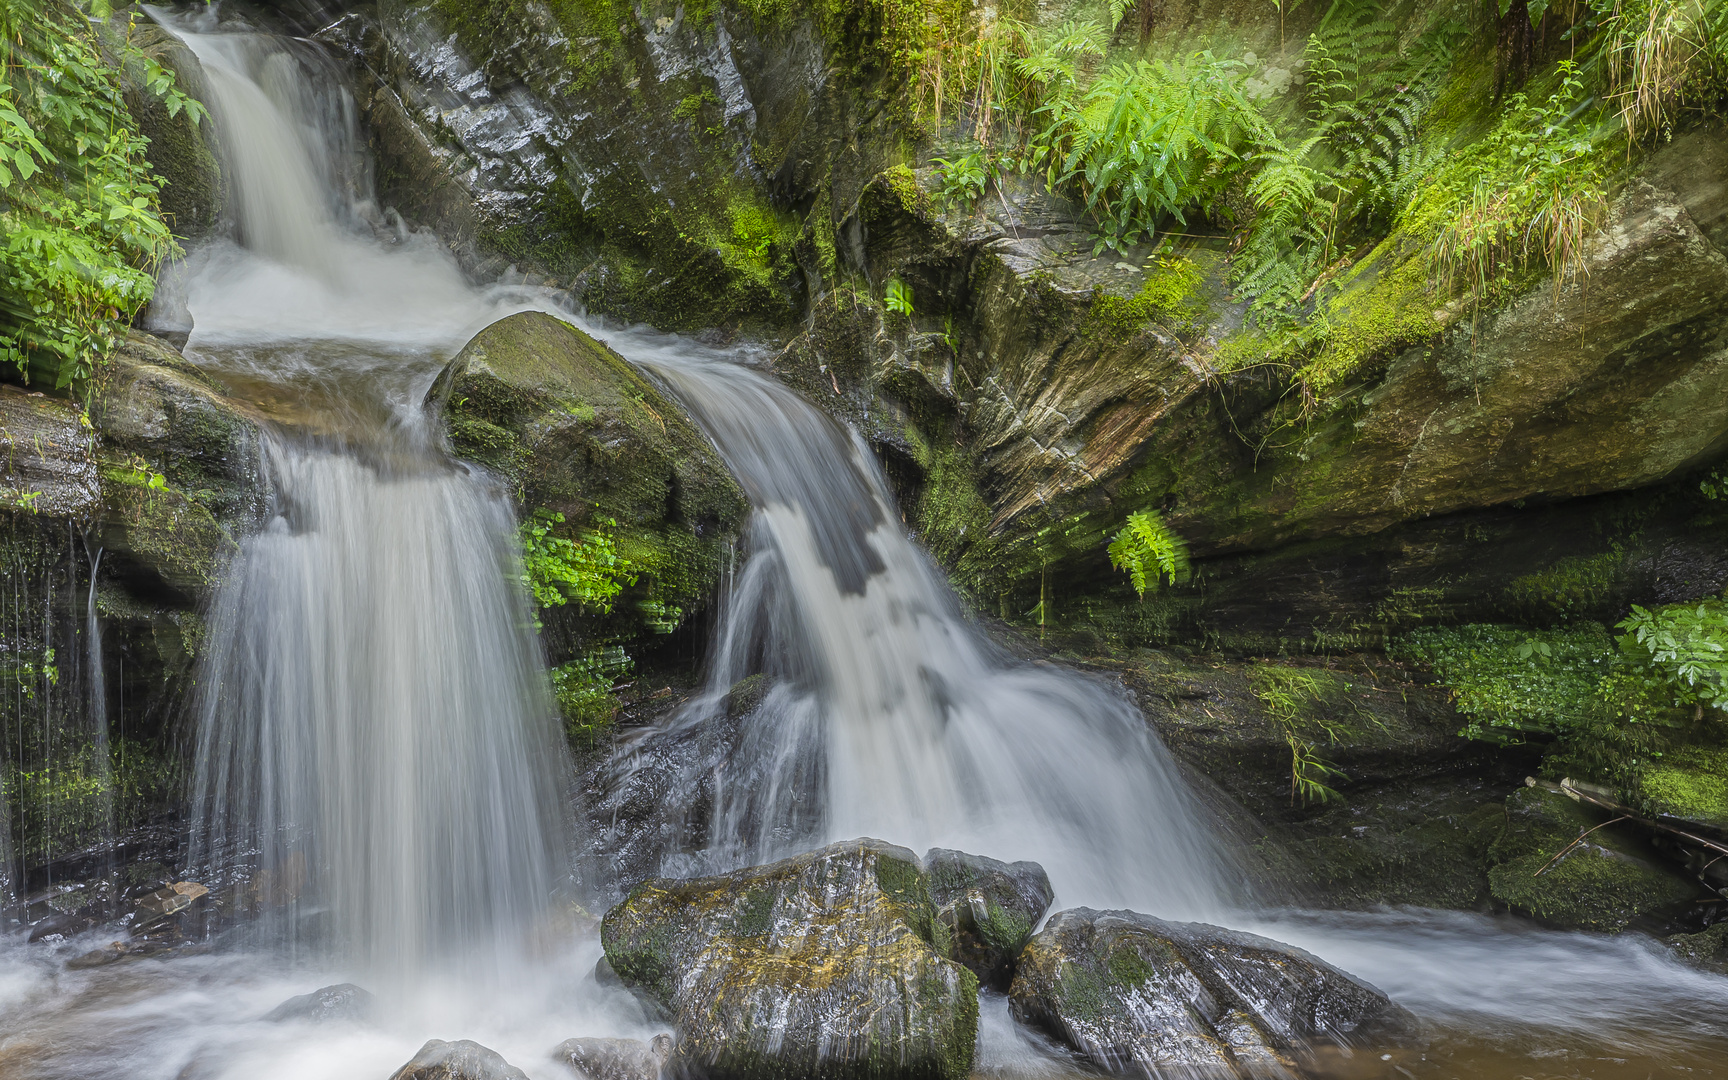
[161,12,573,980]
[3,9,1728,1080]
[580,338,1231,916]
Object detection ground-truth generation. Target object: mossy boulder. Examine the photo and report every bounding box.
[429,311,747,644]
[1665,921,1728,975]
[923,848,1053,991]
[1009,908,1411,1079]
[600,838,979,1080]
[1487,785,1704,932]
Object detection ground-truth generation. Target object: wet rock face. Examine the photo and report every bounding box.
[923,848,1053,991]
[389,1040,529,1080]
[103,17,224,239]
[428,311,747,645]
[600,838,979,1080]
[1009,908,1411,1079]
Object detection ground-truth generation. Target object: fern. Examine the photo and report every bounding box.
[1036,53,1278,253]
[1107,509,1191,597]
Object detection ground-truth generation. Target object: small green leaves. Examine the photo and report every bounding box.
[1106,508,1190,598]
[885,276,915,316]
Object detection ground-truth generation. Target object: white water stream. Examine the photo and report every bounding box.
[2,9,1726,1080]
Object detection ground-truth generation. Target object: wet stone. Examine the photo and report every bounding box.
[924,848,1053,991]
[1009,908,1412,1079]
[27,912,93,943]
[551,1034,672,1080]
[389,1040,530,1080]
[135,881,209,919]
[264,982,375,1024]
[601,838,979,1080]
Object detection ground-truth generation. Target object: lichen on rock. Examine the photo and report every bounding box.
[600,838,979,1080]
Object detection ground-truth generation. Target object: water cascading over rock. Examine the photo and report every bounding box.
[163,13,574,979]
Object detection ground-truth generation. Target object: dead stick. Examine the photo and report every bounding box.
[1534,815,1631,877]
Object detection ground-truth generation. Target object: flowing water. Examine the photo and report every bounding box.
[2,9,1728,1079]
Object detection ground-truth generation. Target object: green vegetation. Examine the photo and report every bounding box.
[885,276,916,316]
[1618,599,1728,712]
[1087,251,1206,337]
[1,0,202,391]
[519,508,635,617]
[519,508,639,745]
[1397,601,1728,801]
[1106,508,1189,598]
[3,739,179,863]
[1249,664,1379,805]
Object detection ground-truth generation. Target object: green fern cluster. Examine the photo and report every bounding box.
[1106,508,1191,597]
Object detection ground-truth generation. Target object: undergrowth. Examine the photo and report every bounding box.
[0,0,199,391]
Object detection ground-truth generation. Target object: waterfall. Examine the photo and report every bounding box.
[589,339,1234,917]
[164,14,572,979]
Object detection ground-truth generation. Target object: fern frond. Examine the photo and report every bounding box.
[1107,509,1191,598]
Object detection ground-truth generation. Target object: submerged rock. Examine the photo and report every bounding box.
[1009,908,1410,1079]
[263,983,375,1024]
[551,1034,672,1080]
[923,848,1053,991]
[389,1040,529,1080]
[601,838,979,1080]
[428,311,747,645]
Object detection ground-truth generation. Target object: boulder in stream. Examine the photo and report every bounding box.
[551,1034,672,1080]
[389,1040,529,1080]
[600,838,979,1080]
[263,982,375,1024]
[427,311,747,645]
[924,848,1053,990]
[1009,908,1412,1079]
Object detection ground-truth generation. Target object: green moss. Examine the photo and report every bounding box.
[1502,548,1623,623]
[977,901,1031,952]
[1086,255,1207,340]
[1297,249,1442,395]
[1107,945,1155,988]
[1641,746,1728,826]
[1488,786,1700,931]
[880,163,925,215]
[734,887,776,938]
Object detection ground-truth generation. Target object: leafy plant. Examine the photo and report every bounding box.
[884,276,916,315]
[932,151,991,207]
[0,0,198,389]
[1618,599,1728,712]
[1107,508,1190,597]
[1249,665,1373,805]
[1035,52,1278,254]
[518,509,636,621]
[1394,624,1619,743]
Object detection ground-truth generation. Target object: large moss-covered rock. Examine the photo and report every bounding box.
[923,848,1053,991]
[1008,908,1410,1079]
[796,129,1728,641]
[429,311,747,642]
[600,838,979,1080]
[1487,785,1704,932]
